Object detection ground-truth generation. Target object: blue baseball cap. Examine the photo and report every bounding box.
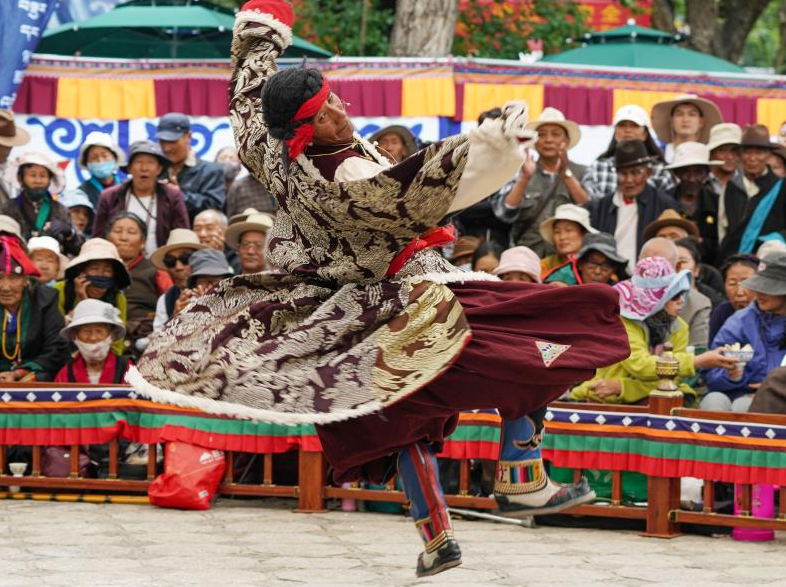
[157,112,191,141]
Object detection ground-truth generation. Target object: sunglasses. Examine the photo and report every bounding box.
[163,253,192,268]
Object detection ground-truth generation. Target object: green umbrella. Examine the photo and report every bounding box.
[540,24,744,74]
[37,1,332,60]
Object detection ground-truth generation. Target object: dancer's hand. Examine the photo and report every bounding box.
[589,379,621,399]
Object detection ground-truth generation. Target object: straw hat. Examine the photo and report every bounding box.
[59,299,126,341]
[539,204,597,244]
[2,151,65,194]
[229,207,259,226]
[226,212,275,250]
[150,229,206,270]
[664,142,722,170]
[650,94,722,143]
[642,209,700,242]
[65,238,130,289]
[706,123,742,152]
[0,110,30,148]
[524,107,581,149]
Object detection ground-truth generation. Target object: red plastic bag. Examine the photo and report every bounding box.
[148,442,226,510]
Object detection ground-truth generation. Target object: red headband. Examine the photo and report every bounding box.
[284,78,330,159]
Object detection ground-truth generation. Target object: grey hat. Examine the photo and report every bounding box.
[120,140,170,173]
[157,113,191,141]
[59,299,126,341]
[187,248,234,288]
[578,232,627,266]
[741,251,786,296]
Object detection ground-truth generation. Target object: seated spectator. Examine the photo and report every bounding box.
[538,204,597,276]
[650,94,721,163]
[639,236,679,267]
[544,232,627,286]
[93,140,189,257]
[0,110,30,204]
[150,229,205,331]
[56,238,130,355]
[707,123,743,198]
[491,246,541,283]
[170,249,234,319]
[571,257,735,405]
[369,125,418,164]
[157,113,226,219]
[77,132,126,210]
[59,189,95,239]
[493,108,587,257]
[106,212,172,355]
[0,237,69,381]
[675,238,712,348]
[215,146,242,193]
[471,241,503,274]
[28,236,64,287]
[708,254,759,344]
[749,366,786,414]
[583,105,674,200]
[450,235,481,271]
[590,140,678,274]
[55,299,130,384]
[192,209,240,274]
[703,252,786,413]
[225,211,274,274]
[226,174,277,218]
[663,142,722,265]
[1,152,83,255]
[768,143,786,178]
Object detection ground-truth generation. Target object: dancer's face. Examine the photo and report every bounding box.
[312,92,354,145]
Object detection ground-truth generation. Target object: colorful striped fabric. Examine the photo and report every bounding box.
[542,406,786,485]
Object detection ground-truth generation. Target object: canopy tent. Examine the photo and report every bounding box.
[37,1,332,59]
[540,24,745,74]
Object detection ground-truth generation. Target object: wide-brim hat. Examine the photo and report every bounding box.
[539,203,597,244]
[614,257,693,321]
[739,124,776,150]
[28,236,67,277]
[741,251,786,296]
[577,232,627,266]
[650,94,723,143]
[491,246,541,283]
[524,107,581,149]
[186,248,234,288]
[120,140,170,173]
[771,143,786,167]
[0,215,24,244]
[225,212,275,250]
[642,209,700,242]
[707,122,742,152]
[614,140,655,169]
[65,238,131,289]
[0,110,30,148]
[665,141,723,170]
[3,151,65,194]
[150,228,206,270]
[229,208,260,225]
[369,125,418,158]
[78,132,127,169]
[59,299,126,341]
[58,188,95,213]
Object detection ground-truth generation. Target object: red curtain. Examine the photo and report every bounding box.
[154,79,231,117]
[328,78,402,117]
[544,84,613,125]
[13,76,58,115]
[699,93,757,127]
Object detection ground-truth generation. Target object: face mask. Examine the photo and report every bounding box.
[23,187,48,202]
[86,275,115,290]
[74,337,112,363]
[217,160,241,181]
[87,160,116,179]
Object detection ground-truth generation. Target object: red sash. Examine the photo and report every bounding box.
[386,226,455,277]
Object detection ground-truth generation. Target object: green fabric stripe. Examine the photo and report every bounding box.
[442,425,500,443]
[544,433,786,469]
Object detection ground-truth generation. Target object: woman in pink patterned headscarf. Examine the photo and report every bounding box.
[571,256,737,405]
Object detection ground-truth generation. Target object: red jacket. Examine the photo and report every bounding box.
[54,353,132,384]
[92,180,189,245]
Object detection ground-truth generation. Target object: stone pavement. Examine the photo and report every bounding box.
[0,498,784,587]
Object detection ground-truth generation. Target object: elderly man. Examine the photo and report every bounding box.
[0,111,30,204]
[591,140,678,273]
[157,113,226,219]
[225,211,274,274]
[191,208,240,274]
[707,123,744,199]
[369,125,418,164]
[493,108,588,256]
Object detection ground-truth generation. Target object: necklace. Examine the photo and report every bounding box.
[128,191,155,227]
[307,140,361,158]
[1,309,21,362]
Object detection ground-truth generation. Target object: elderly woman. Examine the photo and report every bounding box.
[544,232,627,286]
[538,204,597,276]
[1,152,83,255]
[703,252,786,413]
[93,141,189,257]
[130,1,629,575]
[77,132,126,209]
[708,254,759,344]
[572,257,736,405]
[0,237,69,381]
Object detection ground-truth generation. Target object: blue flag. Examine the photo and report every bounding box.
[0,0,58,109]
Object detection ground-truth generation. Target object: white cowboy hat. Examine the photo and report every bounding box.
[650,94,722,144]
[65,238,130,289]
[664,142,723,170]
[539,204,598,244]
[150,228,206,270]
[226,212,275,250]
[706,122,742,153]
[613,105,650,128]
[2,151,66,194]
[524,107,581,150]
[59,298,126,341]
[78,132,127,169]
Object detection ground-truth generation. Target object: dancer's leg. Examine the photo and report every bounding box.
[397,443,462,577]
[495,408,595,516]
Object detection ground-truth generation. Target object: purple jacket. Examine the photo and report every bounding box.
[93,180,190,246]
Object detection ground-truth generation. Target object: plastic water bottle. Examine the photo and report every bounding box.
[341,482,357,512]
[732,484,775,541]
